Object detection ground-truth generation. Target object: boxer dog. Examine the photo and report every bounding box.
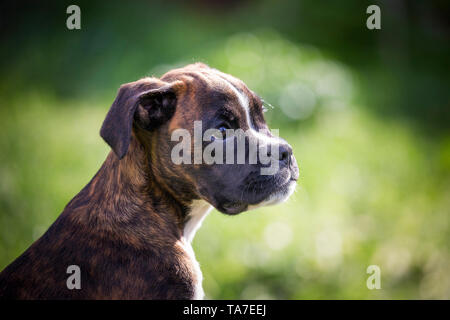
[0,63,299,299]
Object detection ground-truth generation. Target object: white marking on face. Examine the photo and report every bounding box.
[219,77,281,147]
[220,78,253,128]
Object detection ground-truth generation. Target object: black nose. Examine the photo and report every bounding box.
[279,144,292,165]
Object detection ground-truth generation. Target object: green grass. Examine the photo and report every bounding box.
[1,91,448,299]
[0,29,449,299]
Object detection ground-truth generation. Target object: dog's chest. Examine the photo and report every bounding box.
[180,200,212,299]
[179,238,204,300]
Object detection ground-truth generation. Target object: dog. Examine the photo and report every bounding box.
[0,63,299,299]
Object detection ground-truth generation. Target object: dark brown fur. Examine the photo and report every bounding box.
[0,70,200,299]
[0,135,196,299]
[0,63,298,299]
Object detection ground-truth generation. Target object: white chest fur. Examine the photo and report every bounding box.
[182,200,212,299]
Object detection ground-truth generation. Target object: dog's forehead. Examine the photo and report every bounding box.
[164,64,253,98]
[161,63,263,128]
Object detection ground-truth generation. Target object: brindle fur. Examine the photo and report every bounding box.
[0,135,196,299]
[0,63,298,299]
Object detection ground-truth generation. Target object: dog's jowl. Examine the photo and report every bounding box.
[0,63,299,299]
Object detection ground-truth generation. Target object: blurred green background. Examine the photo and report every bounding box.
[0,0,449,299]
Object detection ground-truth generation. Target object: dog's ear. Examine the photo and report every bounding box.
[100,79,182,159]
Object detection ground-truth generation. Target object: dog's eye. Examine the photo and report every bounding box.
[210,124,230,141]
[217,125,228,138]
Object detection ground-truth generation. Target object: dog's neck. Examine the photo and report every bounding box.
[183,200,212,242]
[64,136,211,244]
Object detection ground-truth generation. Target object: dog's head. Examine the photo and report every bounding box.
[100,63,299,214]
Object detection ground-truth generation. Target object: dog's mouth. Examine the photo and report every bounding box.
[217,172,297,215]
[220,201,248,215]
